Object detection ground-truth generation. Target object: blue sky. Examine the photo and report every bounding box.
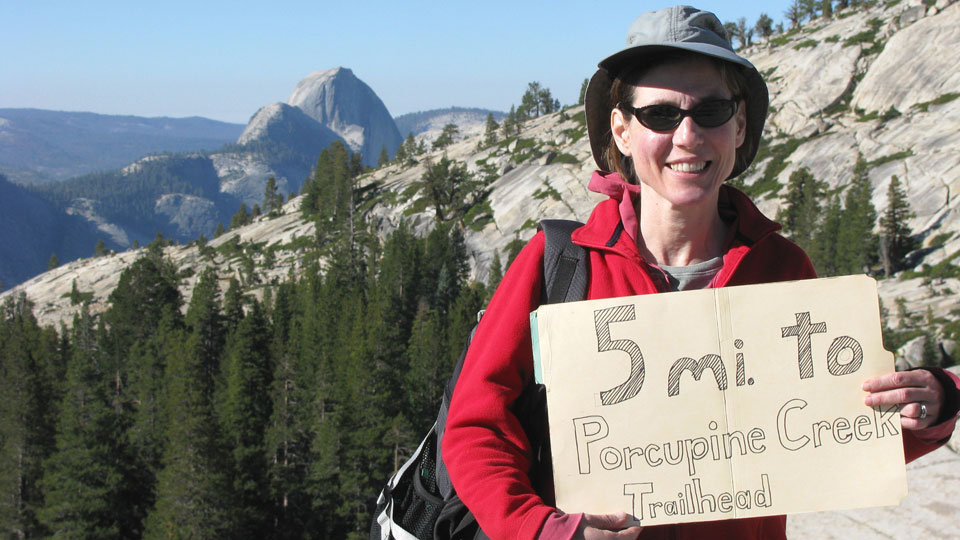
[1,1,795,124]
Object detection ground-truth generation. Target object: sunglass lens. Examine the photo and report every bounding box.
[639,105,683,131]
[693,101,735,127]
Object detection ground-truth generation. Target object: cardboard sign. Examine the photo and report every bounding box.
[530,275,906,526]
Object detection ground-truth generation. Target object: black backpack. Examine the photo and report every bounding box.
[370,220,589,540]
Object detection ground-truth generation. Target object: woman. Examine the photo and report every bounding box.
[442,6,960,539]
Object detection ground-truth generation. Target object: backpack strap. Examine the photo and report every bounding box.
[539,219,588,304]
[433,221,588,513]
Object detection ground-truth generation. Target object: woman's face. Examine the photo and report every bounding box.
[611,57,746,212]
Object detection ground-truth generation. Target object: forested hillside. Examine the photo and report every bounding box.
[0,201,495,537]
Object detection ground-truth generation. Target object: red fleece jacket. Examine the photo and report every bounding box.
[442,172,959,540]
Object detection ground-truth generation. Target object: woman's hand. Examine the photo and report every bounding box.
[573,512,642,540]
[862,370,945,430]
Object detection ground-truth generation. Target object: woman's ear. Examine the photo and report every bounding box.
[610,107,632,156]
[734,99,747,149]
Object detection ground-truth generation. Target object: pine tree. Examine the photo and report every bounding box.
[70,279,81,305]
[724,21,739,44]
[125,310,181,516]
[47,253,60,270]
[0,295,62,539]
[482,113,499,148]
[263,176,284,217]
[103,244,182,386]
[94,239,109,257]
[219,301,273,537]
[736,17,753,48]
[398,133,417,165]
[419,156,475,222]
[780,167,826,251]
[371,222,426,352]
[821,0,833,18]
[518,81,553,118]
[393,139,409,165]
[880,175,918,276]
[432,123,459,150]
[487,250,504,295]
[142,329,232,539]
[264,283,315,537]
[297,275,344,538]
[330,295,388,539]
[185,268,225,396]
[811,195,842,276]
[786,0,803,28]
[377,145,389,168]
[38,308,128,539]
[230,203,252,229]
[404,304,446,434]
[423,223,469,313]
[836,155,879,275]
[222,277,245,336]
[755,13,774,38]
[445,282,486,369]
[214,221,226,237]
[301,141,358,241]
[502,106,518,138]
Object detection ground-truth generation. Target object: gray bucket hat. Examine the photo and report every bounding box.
[585,5,768,179]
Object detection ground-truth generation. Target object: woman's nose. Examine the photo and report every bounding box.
[672,116,702,148]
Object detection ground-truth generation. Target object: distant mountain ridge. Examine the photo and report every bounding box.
[0,108,244,185]
[0,67,410,288]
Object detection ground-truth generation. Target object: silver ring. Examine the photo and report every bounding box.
[919,403,928,420]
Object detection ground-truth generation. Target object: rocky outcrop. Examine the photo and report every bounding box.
[212,151,287,206]
[287,67,402,165]
[852,2,960,114]
[154,194,220,239]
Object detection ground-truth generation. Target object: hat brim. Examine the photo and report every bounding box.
[586,44,768,180]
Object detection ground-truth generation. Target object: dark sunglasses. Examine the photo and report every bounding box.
[618,99,739,132]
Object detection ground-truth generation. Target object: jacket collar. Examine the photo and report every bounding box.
[572,170,782,258]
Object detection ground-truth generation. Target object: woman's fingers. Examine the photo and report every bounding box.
[862,370,944,429]
[577,512,642,540]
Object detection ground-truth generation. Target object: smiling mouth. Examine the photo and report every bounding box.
[669,161,709,173]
